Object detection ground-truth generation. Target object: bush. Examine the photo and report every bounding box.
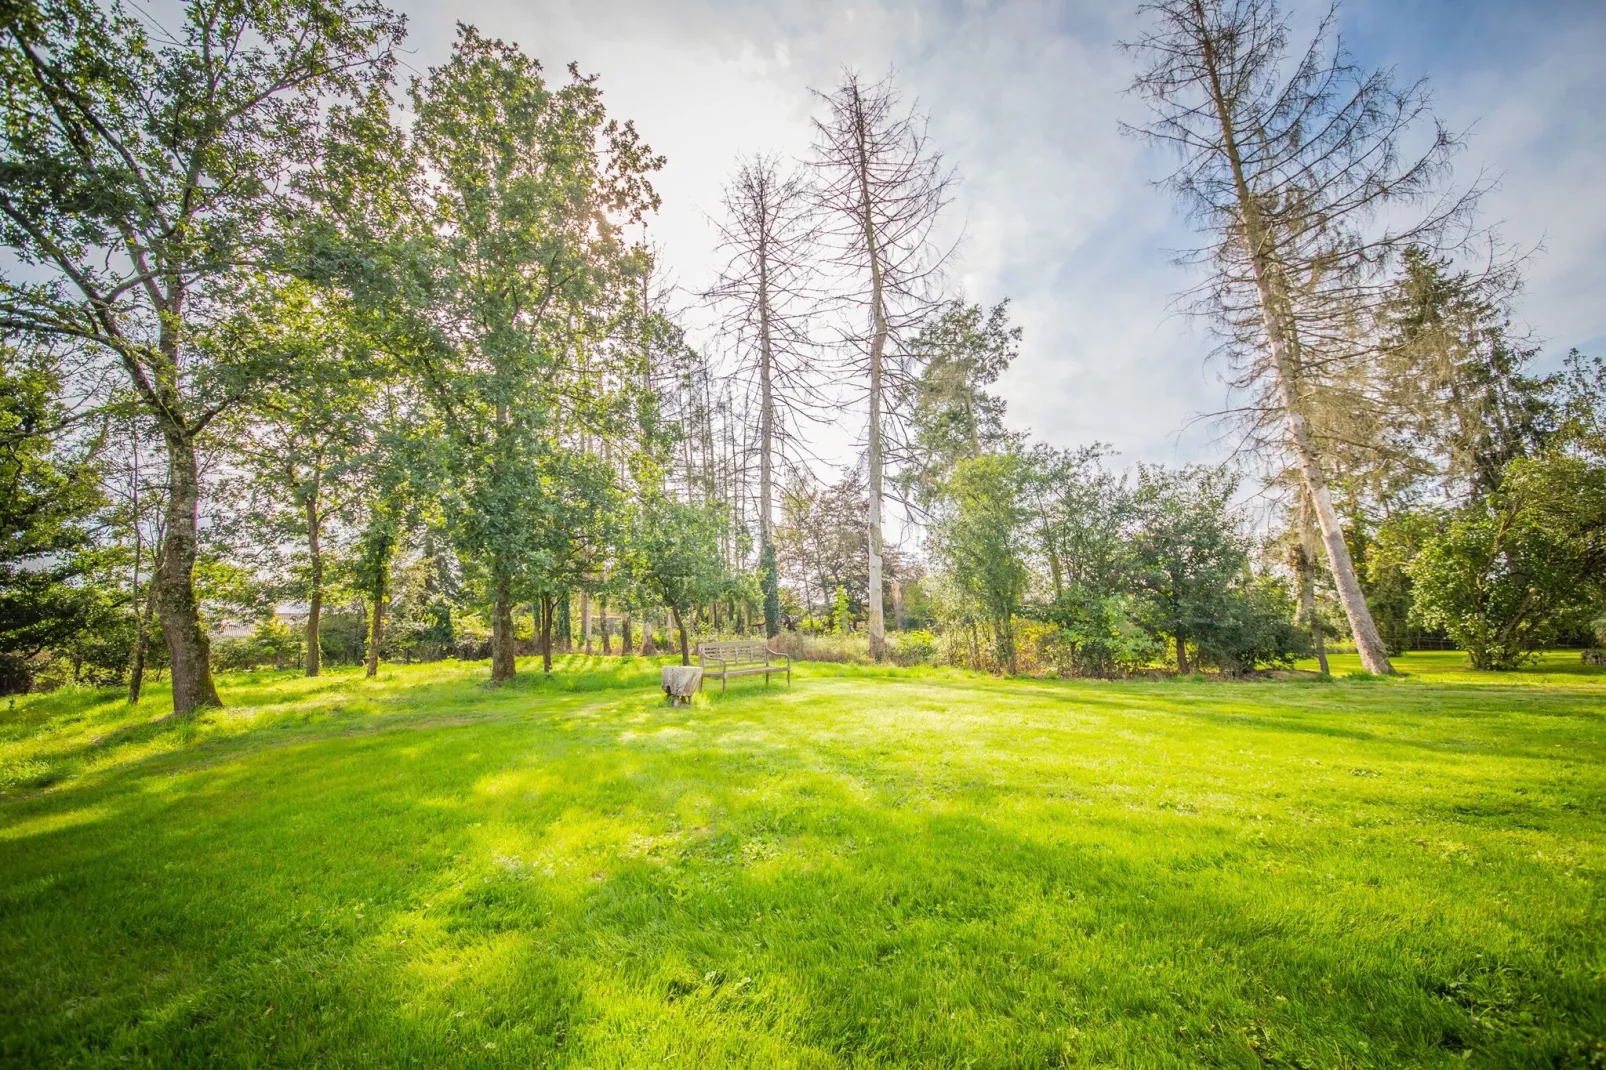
[1195,578,1310,675]
[888,629,937,667]
[212,618,302,672]
[1410,455,1606,670]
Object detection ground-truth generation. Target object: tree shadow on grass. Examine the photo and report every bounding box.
[3,667,1603,1066]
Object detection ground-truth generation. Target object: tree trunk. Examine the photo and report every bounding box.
[1176,634,1190,676]
[304,492,322,678]
[365,588,385,678]
[580,591,592,655]
[891,580,904,632]
[670,606,690,666]
[155,431,221,715]
[758,236,781,640]
[491,571,516,682]
[600,597,611,655]
[621,610,633,655]
[641,619,656,656]
[127,580,157,705]
[851,86,888,661]
[1299,492,1330,675]
[1198,21,1395,676]
[541,595,554,673]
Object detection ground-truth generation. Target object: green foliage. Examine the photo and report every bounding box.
[0,349,105,686]
[212,619,303,673]
[900,300,1021,504]
[1411,453,1606,669]
[630,496,726,663]
[830,586,851,635]
[931,453,1032,671]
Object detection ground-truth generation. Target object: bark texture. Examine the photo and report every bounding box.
[156,433,221,715]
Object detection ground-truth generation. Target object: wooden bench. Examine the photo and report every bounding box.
[698,640,791,693]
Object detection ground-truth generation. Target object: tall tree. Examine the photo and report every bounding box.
[401,26,659,682]
[0,0,404,713]
[811,71,954,659]
[900,299,1021,506]
[1126,0,1479,674]
[706,156,823,639]
[0,345,104,690]
[930,453,1031,673]
[222,282,374,677]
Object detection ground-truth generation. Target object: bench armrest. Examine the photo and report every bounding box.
[764,646,791,667]
[701,654,727,672]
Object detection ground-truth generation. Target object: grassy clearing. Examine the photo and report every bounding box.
[1,652,1603,1067]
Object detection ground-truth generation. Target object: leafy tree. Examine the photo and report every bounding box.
[0,0,403,713]
[900,300,1021,505]
[1411,454,1606,669]
[397,26,660,682]
[1026,446,1149,676]
[632,497,726,665]
[0,347,104,690]
[1129,466,1247,674]
[1377,249,1557,498]
[221,282,377,677]
[931,454,1032,673]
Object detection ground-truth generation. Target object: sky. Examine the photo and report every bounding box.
[383,0,1606,472]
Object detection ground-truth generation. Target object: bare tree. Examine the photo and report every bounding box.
[1125,0,1481,674]
[811,71,955,659]
[705,155,826,638]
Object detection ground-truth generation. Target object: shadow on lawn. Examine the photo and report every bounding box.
[3,666,1602,1066]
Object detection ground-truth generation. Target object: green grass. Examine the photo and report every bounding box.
[2,652,1603,1067]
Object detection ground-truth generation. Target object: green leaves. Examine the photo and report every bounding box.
[1410,453,1606,669]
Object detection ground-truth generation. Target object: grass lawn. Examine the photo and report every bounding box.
[2,652,1603,1067]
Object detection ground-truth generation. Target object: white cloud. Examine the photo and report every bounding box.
[388,0,1606,468]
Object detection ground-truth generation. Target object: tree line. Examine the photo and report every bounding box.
[2,0,1603,716]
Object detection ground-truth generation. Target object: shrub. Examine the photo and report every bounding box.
[212,618,302,672]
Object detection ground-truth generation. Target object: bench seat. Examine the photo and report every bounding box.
[698,641,792,693]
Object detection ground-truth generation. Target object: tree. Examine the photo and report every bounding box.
[1129,466,1247,674]
[930,453,1031,673]
[0,346,104,691]
[1411,453,1606,669]
[1126,0,1481,675]
[221,283,375,677]
[811,71,954,659]
[1027,445,1152,677]
[1372,249,1555,499]
[400,26,659,682]
[900,299,1021,506]
[706,156,824,639]
[632,497,725,665]
[0,0,404,713]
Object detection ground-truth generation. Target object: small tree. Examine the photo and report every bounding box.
[1411,454,1606,669]
[633,497,725,665]
[931,454,1031,673]
[1129,466,1247,674]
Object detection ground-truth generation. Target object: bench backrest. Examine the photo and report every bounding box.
[698,640,770,666]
